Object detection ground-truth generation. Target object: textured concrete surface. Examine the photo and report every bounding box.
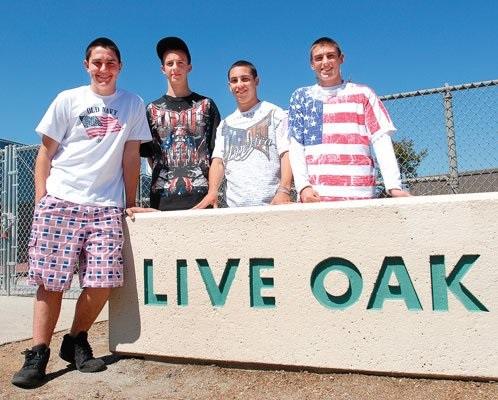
[3,322,497,400]
[110,193,498,379]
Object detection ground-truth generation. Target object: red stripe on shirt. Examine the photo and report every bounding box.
[378,100,392,123]
[323,112,365,125]
[319,195,373,202]
[327,92,390,135]
[364,100,380,134]
[305,154,374,166]
[327,93,366,105]
[322,134,370,145]
[310,175,376,186]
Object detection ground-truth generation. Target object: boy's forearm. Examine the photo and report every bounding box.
[207,158,225,195]
[278,151,293,189]
[372,133,402,191]
[123,141,141,208]
[289,137,310,194]
[34,135,59,203]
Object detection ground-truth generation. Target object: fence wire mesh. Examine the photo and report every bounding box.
[138,174,152,208]
[380,79,498,195]
[11,145,38,296]
[2,145,81,297]
[451,84,498,192]
[379,94,447,195]
[1,79,497,296]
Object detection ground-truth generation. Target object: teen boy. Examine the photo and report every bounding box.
[288,37,410,202]
[139,37,220,211]
[194,60,292,208]
[12,37,151,389]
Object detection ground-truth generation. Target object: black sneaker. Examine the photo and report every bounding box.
[59,331,106,373]
[11,344,50,388]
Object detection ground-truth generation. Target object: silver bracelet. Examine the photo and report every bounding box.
[275,186,291,195]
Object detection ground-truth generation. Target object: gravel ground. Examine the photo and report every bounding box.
[1,321,496,400]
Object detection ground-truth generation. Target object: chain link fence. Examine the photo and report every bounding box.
[1,79,498,296]
[0,145,16,296]
[14,146,38,295]
[138,173,152,208]
[0,145,81,297]
[380,79,498,195]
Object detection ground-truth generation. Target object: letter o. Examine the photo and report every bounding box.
[310,257,363,309]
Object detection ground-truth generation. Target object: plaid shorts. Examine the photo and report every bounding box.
[27,195,125,291]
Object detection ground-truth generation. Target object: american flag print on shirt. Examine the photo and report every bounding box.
[289,82,396,201]
[80,114,122,138]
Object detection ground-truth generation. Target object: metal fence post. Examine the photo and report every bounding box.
[0,148,6,294]
[10,145,19,295]
[443,83,459,193]
[138,172,143,207]
[5,145,13,295]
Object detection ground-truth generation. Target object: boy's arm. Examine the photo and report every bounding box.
[271,152,293,205]
[271,112,292,205]
[193,158,225,209]
[34,135,60,203]
[288,91,320,203]
[124,140,158,218]
[123,140,141,209]
[208,100,221,155]
[289,138,320,202]
[372,133,411,197]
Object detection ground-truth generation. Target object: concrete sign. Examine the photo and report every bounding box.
[109,193,498,379]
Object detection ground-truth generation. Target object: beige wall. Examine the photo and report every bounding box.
[109,193,498,379]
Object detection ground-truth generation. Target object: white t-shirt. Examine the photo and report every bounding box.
[36,85,151,207]
[212,101,289,207]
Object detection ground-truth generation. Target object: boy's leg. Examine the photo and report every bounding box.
[70,287,111,336]
[13,195,80,388]
[33,286,63,346]
[74,203,124,334]
[11,287,62,389]
[59,287,110,373]
[59,204,123,373]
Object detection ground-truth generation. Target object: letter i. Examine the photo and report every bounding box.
[177,260,188,306]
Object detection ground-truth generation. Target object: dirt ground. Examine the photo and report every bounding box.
[1,321,496,400]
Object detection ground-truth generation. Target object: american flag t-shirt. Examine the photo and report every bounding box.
[289,82,396,201]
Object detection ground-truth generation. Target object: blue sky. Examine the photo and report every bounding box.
[1,0,497,145]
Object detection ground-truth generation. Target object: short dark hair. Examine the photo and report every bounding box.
[310,37,342,61]
[227,60,258,80]
[85,37,121,63]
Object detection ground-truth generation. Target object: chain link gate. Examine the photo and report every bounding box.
[0,144,81,298]
[0,145,18,296]
[13,145,38,296]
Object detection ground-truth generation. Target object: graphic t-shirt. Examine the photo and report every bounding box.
[35,85,151,207]
[140,92,220,210]
[212,101,289,207]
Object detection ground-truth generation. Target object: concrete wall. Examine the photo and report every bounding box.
[109,193,498,379]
